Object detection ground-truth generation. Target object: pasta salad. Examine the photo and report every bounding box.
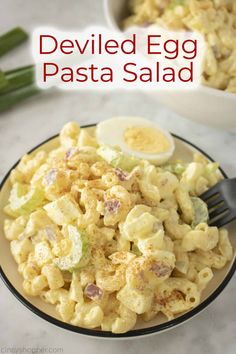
[124,0,236,93]
[3,122,233,333]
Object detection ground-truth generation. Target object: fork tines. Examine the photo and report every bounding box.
[200,187,231,228]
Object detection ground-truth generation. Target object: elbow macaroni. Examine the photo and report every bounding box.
[3,122,233,333]
[124,0,236,92]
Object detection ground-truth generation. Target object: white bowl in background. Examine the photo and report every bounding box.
[104,0,236,131]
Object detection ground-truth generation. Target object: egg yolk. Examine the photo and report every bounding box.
[124,126,171,154]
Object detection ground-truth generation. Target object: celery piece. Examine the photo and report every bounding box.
[97,145,140,172]
[9,183,44,216]
[168,0,185,10]
[163,162,186,175]
[55,226,90,272]
[191,197,209,228]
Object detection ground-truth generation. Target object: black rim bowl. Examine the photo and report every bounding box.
[0,123,235,338]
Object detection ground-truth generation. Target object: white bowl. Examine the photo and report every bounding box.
[0,124,236,338]
[104,0,236,131]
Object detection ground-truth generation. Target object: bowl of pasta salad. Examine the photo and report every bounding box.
[0,119,235,338]
[104,0,236,130]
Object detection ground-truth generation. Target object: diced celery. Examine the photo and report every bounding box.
[163,162,186,175]
[168,0,185,10]
[205,162,219,175]
[97,145,140,172]
[191,197,209,228]
[43,195,81,225]
[9,182,44,216]
[55,225,90,272]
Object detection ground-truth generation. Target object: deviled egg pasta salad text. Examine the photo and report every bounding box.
[3,119,233,333]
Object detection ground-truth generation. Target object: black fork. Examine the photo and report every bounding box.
[200,178,236,228]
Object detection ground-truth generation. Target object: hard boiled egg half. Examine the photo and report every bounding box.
[96,117,175,165]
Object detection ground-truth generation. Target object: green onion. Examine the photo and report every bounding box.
[0,70,8,90]
[0,84,40,112]
[0,27,28,57]
[0,65,35,95]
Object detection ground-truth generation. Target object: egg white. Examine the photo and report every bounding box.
[96,116,175,165]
